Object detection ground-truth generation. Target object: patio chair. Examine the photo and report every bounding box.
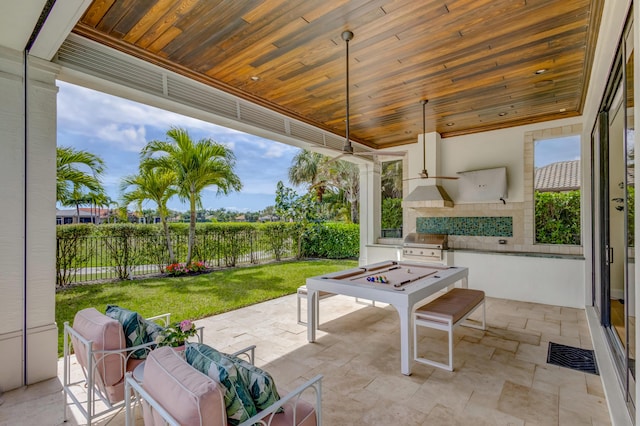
[62,307,202,425]
[124,344,323,426]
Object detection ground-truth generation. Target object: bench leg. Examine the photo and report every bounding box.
[297,291,321,326]
[297,292,305,325]
[414,316,455,372]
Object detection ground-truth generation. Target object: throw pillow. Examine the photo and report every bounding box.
[225,354,282,412]
[143,318,164,344]
[105,305,149,359]
[185,343,257,425]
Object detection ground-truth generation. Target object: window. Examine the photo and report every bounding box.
[380,160,402,238]
[534,135,581,244]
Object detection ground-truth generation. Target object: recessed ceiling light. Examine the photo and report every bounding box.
[559,108,566,112]
[446,122,455,126]
[498,112,507,116]
[250,76,260,81]
[534,68,548,74]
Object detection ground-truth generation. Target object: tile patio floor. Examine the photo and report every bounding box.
[0,293,612,425]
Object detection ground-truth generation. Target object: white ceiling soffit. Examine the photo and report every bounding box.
[29,0,92,60]
[0,0,48,51]
[54,33,376,161]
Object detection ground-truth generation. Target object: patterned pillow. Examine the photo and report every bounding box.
[225,354,282,412]
[143,318,164,344]
[105,305,150,359]
[185,343,257,425]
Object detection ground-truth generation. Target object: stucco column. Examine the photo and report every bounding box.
[359,161,381,265]
[0,46,59,391]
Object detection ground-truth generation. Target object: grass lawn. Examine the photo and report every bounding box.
[56,258,357,356]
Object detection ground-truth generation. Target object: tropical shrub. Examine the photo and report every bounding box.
[56,224,95,287]
[261,222,295,261]
[381,197,403,229]
[303,222,359,258]
[535,190,581,244]
[98,224,157,279]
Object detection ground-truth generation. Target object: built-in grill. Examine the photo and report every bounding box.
[402,233,448,263]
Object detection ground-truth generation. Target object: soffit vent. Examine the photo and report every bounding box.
[324,133,346,151]
[167,77,236,119]
[290,122,324,145]
[56,38,163,93]
[239,103,286,133]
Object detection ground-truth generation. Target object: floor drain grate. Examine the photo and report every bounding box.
[547,342,599,375]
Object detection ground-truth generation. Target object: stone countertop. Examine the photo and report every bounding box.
[448,247,584,260]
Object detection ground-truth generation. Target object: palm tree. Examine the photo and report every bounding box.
[56,146,106,204]
[120,167,179,263]
[141,127,242,264]
[381,160,403,199]
[288,149,329,201]
[326,160,360,223]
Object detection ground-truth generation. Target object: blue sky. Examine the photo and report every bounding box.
[534,135,581,167]
[57,81,302,212]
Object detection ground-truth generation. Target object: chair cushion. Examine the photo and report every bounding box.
[143,346,225,426]
[105,305,154,359]
[226,354,282,411]
[71,308,125,387]
[267,395,317,426]
[185,343,257,425]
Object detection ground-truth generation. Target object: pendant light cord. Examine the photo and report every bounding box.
[342,31,354,153]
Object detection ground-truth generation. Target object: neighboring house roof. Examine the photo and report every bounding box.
[535,160,580,192]
[56,209,93,217]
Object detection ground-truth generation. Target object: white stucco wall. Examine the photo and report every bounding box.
[449,251,585,308]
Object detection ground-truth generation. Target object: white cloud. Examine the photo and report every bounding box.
[95,124,147,152]
[56,81,301,211]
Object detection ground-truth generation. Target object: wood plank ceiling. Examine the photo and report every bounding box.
[73,0,603,151]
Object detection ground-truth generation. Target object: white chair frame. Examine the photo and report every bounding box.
[124,345,323,426]
[62,312,203,425]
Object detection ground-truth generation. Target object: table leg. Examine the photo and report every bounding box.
[461,275,468,288]
[395,305,412,375]
[307,289,317,342]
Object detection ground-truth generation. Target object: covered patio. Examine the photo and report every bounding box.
[1,294,611,425]
[0,1,638,424]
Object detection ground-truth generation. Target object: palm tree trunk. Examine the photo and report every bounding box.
[351,199,358,224]
[187,193,196,264]
[161,215,175,264]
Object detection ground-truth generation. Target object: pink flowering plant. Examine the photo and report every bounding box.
[156,319,197,347]
[165,261,208,276]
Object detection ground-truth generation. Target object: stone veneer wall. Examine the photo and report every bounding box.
[407,123,583,256]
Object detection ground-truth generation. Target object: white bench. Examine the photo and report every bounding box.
[413,287,486,371]
[296,286,336,325]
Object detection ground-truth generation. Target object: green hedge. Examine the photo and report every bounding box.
[535,190,580,245]
[302,222,359,259]
[57,221,358,284]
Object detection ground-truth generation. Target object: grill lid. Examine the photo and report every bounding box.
[403,233,448,249]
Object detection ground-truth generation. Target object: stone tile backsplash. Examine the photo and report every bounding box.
[417,216,513,237]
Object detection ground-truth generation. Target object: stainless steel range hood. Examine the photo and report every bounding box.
[403,131,455,208]
[403,184,454,208]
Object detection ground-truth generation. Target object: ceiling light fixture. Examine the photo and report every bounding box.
[446,122,455,126]
[534,68,548,74]
[498,112,507,116]
[250,76,260,81]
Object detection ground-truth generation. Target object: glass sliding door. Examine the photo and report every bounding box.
[592,11,635,419]
[623,18,635,411]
